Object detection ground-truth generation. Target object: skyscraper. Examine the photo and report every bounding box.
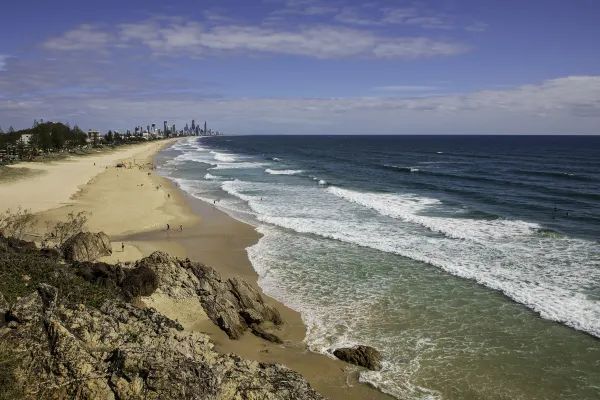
[204,121,207,136]
[164,121,168,136]
[191,120,195,131]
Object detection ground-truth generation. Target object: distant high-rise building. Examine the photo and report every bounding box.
[172,124,176,135]
[164,121,168,136]
[151,123,156,134]
[191,120,195,131]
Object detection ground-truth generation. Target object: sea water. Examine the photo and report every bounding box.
[158,135,600,400]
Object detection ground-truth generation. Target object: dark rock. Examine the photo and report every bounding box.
[333,345,382,371]
[75,261,126,290]
[251,324,284,344]
[121,265,159,301]
[2,237,38,251]
[39,247,62,260]
[61,231,112,262]
[240,308,264,324]
[37,284,58,310]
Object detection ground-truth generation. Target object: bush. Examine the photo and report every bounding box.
[44,211,90,247]
[0,207,38,240]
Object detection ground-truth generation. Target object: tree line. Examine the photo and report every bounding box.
[0,120,149,161]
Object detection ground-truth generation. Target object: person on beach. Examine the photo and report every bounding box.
[167,224,170,231]
[180,225,183,232]
[121,243,125,252]
[168,193,170,198]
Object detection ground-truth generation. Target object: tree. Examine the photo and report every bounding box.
[106,130,113,144]
[51,128,65,150]
[33,119,38,127]
[73,125,87,146]
[8,126,14,133]
[0,207,38,240]
[44,211,90,247]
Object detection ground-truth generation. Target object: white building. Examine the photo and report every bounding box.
[19,133,33,144]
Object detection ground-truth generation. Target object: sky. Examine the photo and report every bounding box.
[0,0,599,135]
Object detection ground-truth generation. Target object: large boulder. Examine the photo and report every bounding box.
[134,252,284,341]
[333,345,382,371]
[1,287,324,400]
[61,231,112,262]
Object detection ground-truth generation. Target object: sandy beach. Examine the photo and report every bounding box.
[0,138,392,400]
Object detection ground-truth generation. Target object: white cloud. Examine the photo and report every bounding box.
[43,24,113,51]
[0,54,9,71]
[3,76,599,134]
[105,19,469,59]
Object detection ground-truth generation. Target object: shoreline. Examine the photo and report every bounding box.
[1,137,392,399]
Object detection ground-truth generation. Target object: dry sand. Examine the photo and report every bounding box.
[0,137,392,400]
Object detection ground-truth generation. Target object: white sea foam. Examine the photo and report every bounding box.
[203,173,220,180]
[221,179,600,339]
[210,151,237,162]
[265,169,304,175]
[327,187,539,242]
[209,162,267,170]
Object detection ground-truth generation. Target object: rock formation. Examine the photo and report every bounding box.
[61,231,112,262]
[333,345,382,371]
[137,252,284,342]
[0,284,324,400]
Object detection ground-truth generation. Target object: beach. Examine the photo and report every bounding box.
[0,139,391,399]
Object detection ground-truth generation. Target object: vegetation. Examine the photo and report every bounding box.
[0,237,118,308]
[44,211,90,246]
[0,207,38,241]
[0,120,158,164]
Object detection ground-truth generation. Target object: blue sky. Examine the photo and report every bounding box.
[0,0,599,134]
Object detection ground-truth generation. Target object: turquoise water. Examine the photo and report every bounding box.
[158,136,600,399]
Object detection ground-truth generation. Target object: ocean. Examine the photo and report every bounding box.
[158,135,600,400]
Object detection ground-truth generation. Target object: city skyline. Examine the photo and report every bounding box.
[0,0,599,134]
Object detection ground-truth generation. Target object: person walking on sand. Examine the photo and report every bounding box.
[121,243,125,252]
[167,224,170,231]
[180,224,183,232]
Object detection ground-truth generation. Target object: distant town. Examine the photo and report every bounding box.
[0,119,221,163]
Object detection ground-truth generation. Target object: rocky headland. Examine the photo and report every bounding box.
[0,234,324,399]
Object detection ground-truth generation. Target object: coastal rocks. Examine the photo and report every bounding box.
[186,260,284,340]
[135,251,284,342]
[62,231,112,262]
[333,345,382,371]
[1,286,324,400]
[120,265,159,301]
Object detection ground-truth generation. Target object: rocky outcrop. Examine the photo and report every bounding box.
[75,261,159,302]
[1,285,324,400]
[333,345,382,371]
[137,252,283,342]
[62,231,112,262]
